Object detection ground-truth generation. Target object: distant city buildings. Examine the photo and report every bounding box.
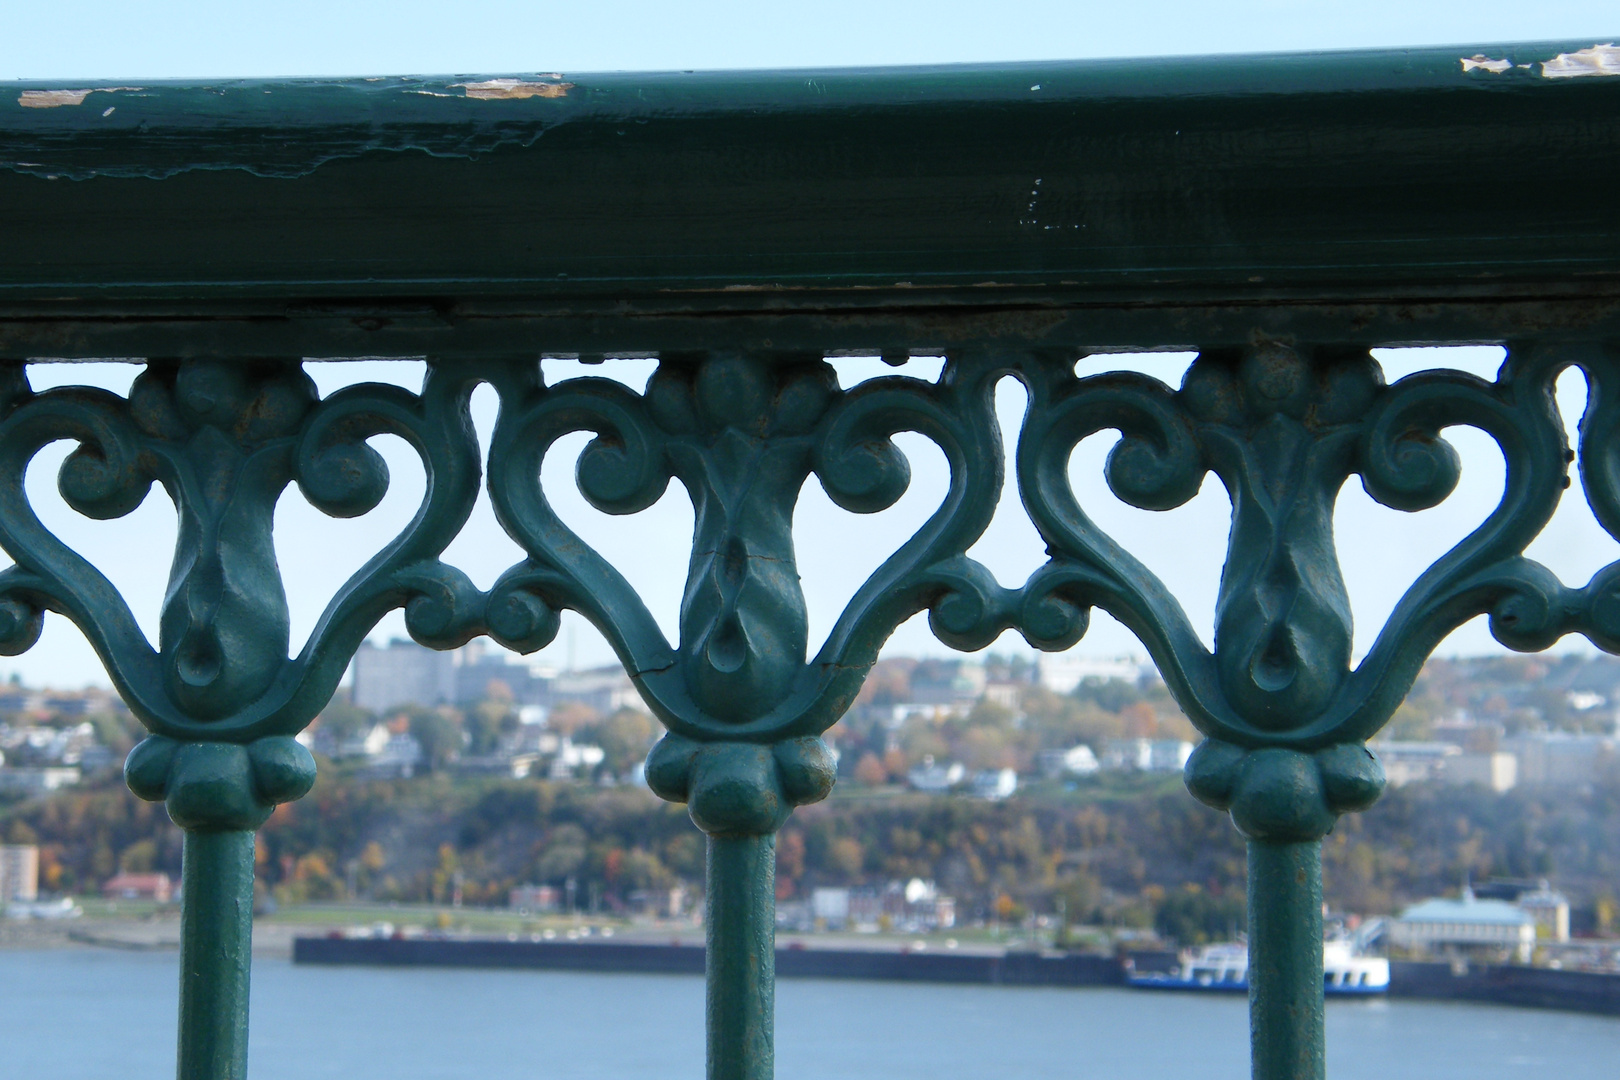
[1390,886,1540,963]
[789,879,956,933]
[970,768,1018,800]
[906,660,988,708]
[0,686,127,718]
[102,872,174,903]
[322,639,654,780]
[906,757,964,793]
[1373,720,1620,793]
[348,639,459,713]
[1100,738,1194,773]
[0,844,38,902]
[348,638,647,715]
[1038,745,1100,778]
[1035,654,1151,694]
[0,715,116,795]
[1511,881,1572,943]
[0,766,82,797]
[1372,741,1519,792]
[1501,730,1620,787]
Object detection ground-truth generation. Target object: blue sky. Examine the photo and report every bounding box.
[2,2,1616,80]
[2,5,1617,687]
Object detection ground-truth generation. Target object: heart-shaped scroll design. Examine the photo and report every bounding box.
[8,345,1614,841]
[0,359,487,826]
[1010,341,1612,840]
[476,352,1020,832]
[480,352,1016,747]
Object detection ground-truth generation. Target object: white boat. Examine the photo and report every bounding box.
[1127,938,1388,996]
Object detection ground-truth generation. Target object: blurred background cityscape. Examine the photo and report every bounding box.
[5,640,1619,976]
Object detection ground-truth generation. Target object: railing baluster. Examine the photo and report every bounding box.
[706,833,777,1080]
[1248,840,1325,1080]
[124,738,317,1080]
[646,736,837,1080]
[176,830,257,1080]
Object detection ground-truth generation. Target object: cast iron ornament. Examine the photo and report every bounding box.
[0,345,1616,840]
[1016,341,1620,841]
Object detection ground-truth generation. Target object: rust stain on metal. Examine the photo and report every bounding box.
[452,78,575,100]
[18,86,143,109]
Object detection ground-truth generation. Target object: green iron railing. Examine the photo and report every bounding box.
[3,38,1620,1080]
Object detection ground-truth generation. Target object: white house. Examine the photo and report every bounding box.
[907,756,965,793]
[548,737,606,779]
[971,768,1018,800]
[1101,738,1193,773]
[1038,744,1101,778]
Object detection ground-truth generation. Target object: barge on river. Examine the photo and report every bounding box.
[1127,940,1389,996]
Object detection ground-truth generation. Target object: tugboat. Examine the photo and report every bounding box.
[1126,938,1388,996]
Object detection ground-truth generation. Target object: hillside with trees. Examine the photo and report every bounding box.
[7,762,1620,943]
[5,651,1620,945]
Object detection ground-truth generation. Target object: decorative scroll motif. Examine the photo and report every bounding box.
[0,352,1020,840]
[0,346,1614,844]
[0,359,485,829]
[475,352,1012,836]
[1014,342,1617,841]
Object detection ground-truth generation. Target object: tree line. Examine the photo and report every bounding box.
[8,765,1620,944]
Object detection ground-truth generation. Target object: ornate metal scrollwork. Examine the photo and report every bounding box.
[0,359,486,829]
[1013,341,1619,841]
[0,344,1615,846]
[477,352,1014,836]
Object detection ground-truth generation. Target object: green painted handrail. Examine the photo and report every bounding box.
[0,39,1617,1080]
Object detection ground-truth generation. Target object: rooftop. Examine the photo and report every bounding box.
[1397,895,1533,926]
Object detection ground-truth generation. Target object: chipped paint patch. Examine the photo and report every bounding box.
[1543,44,1620,78]
[19,86,142,108]
[452,78,574,100]
[1460,55,1512,74]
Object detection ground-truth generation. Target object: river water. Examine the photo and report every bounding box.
[5,948,1618,1079]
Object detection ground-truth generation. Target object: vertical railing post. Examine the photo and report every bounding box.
[647,735,836,1080]
[705,833,777,1080]
[126,735,316,1080]
[1247,839,1324,1080]
[1186,743,1384,1080]
[177,829,257,1080]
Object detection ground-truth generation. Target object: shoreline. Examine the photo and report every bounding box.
[293,935,1620,1019]
[18,914,1620,1020]
[0,916,306,957]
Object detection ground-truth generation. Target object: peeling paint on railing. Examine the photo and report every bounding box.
[17,87,143,108]
[1462,44,1620,79]
[1542,44,1620,79]
[453,78,574,99]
